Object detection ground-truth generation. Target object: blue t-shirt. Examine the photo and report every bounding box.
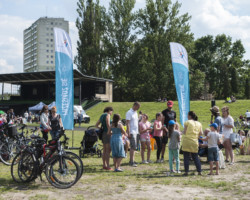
[214,116,222,134]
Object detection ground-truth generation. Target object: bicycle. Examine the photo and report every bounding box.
[11,131,82,189]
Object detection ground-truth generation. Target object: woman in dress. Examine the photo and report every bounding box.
[108,114,126,172]
[48,106,63,140]
[96,107,113,170]
[182,111,203,176]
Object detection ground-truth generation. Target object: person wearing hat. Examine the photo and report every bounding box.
[200,123,220,175]
[210,106,222,134]
[161,100,176,162]
[221,106,234,165]
[0,112,7,127]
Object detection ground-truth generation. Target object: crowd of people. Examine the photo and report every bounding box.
[95,101,248,175]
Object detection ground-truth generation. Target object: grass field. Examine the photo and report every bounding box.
[1,100,250,200]
[85,100,250,129]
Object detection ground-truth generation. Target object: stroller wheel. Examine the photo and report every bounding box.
[97,150,102,158]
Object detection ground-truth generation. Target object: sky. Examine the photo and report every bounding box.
[0,0,250,77]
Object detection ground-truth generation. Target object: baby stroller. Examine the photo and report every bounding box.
[79,126,102,158]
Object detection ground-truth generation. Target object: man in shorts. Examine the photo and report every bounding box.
[161,100,176,162]
[126,102,140,167]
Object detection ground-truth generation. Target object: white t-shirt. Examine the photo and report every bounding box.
[222,116,234,139]
[207,131,219,148]
[126,108,139,135]
[245,112,250,118]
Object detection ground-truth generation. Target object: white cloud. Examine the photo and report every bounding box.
[0,15,32,73]
[177,0,250,60]
[0,59,15,74]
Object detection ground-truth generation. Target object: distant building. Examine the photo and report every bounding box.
[23,17,69,72]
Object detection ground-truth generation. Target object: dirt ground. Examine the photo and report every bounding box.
[1,156,250,200]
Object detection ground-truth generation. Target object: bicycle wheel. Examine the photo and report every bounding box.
[45,155,80,189]
[65,151,84,179]
[0,142,16,165]
[15,151,37,183]
[11,153,24,183]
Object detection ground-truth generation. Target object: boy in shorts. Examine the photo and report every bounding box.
[200,123,220,175]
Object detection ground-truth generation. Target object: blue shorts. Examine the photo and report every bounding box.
[208,147,219,162]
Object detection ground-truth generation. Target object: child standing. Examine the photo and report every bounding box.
[109,114,126,172]
[201,123,220,175]
[168,120,181,173]
[139,114,152,164]
[154,113,167,163]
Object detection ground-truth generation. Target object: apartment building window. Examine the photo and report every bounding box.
[51,44,53,47]
[50,39,53,42]
[46,44,49,47]
[51,50,53,53]
[51,22,53,25]
[46,38,49,41]
[59,23,62,25]
[47,55,49,58]
[46,50,49,53]
[46,61,49,64]
[51,55,53,58]
[51,61,53,64]
[46,33,49,36]
[55,22,58,25]
[46,27,49,30]
[51,33,53,36]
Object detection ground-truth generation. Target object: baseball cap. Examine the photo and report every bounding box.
[209,123,218,129]
[167,100,173,107]
[168,120,176,126]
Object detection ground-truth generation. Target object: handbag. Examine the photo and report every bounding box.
[230,133,240,144]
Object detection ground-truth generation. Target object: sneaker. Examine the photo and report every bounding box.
[130,162,137,167]
[156,159,161,163]
[134,161,139,165]
[225,160,230,163]
[229,162,234,165]
[147,160,153,163]
[142,160,148,164]
[176,170,181,174]
[160,158,164,163]
[170,170,176,173]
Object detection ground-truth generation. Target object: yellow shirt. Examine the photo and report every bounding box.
[182,120,202,153]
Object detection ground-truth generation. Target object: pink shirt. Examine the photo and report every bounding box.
[154,120,163,137]
[139,121,151,140]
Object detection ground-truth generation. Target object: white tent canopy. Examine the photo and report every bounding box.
[28,102,46,111]
[48,101,56,110]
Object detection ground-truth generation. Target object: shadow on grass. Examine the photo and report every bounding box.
[236,160,250,164]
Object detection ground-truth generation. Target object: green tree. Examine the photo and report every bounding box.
[189,69,205,100]
[75,0,107,77]
[135,0,193,100]
[103,0,136,101]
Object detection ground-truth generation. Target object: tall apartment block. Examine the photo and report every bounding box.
[23,17,69,72]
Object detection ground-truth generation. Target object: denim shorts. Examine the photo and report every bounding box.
[208,147,219,162]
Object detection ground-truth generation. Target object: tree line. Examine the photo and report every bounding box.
[74,0,250,101]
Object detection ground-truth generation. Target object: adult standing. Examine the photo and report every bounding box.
[182,111,203,176]
[161,100,176,162]
[7,109,15,124]
[40,105,51,143]
[48,106,63,140]
[96,107,113,170]
[221,106,234,164]
[126,102,140,167]
[210,106,222,134]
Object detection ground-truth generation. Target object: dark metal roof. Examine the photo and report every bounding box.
[0,69,113,84]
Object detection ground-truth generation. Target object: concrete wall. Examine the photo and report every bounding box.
[96,81,113,102]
